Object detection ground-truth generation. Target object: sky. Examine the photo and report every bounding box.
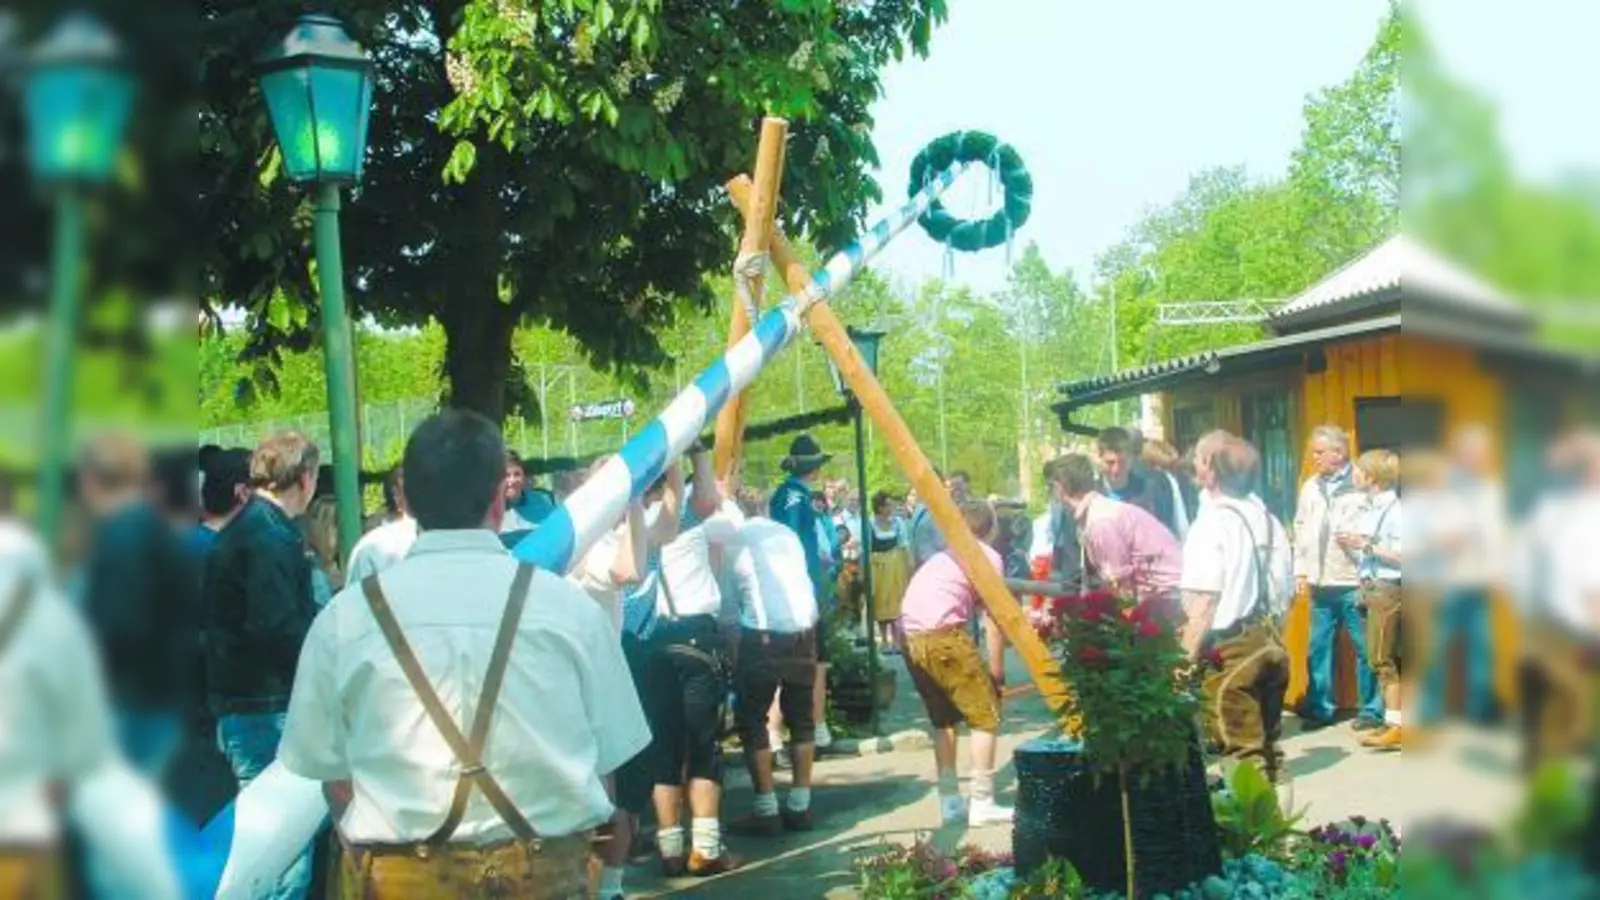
[860,0,1600,296]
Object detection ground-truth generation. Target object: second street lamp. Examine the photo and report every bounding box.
[22,12,136,546]
[257,12,374,563]
[830,325,886,735]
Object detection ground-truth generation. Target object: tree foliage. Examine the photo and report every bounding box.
[198,0,949,422]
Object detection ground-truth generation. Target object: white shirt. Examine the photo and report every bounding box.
[346,516,420,584]
[279,529,651,844]
[0,521,117,843]
[568,522,629,631]
[1028,511,1055,563]
[654,503,742,619]
[730,517,819,634]
[1181,494,1294,632]
[1512,488,1600,634]
[1355,492,1402,582]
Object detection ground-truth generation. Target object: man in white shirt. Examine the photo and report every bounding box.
[1511,431,1600,774]
[279,410,650,898]
[1180,436,1294,784]
[0,518,180,899]
[1419,425,1506,725]
[345,466,420,584]
[723,490,821,839]
[640,447,744,877]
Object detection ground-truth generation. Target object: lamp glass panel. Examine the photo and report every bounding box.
[259,67,318,182]
[307,65,368,180]
[23,65,134,182]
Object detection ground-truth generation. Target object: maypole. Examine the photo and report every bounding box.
[210,146,971,899]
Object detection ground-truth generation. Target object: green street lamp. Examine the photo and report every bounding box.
[257,12,374,563]
[22,12,136,546]
[829,325,887,735]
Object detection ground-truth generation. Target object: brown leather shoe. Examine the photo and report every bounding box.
[1360,725,1403,751]
[781,807,815,832]
[687,849,744,876]
[726,813,782,838]
[660,854,687,877]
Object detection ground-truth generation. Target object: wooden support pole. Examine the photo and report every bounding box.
[713,117,788,481]
[727,176,1074,721]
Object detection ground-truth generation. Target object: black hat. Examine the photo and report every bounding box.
[780,434,832,475]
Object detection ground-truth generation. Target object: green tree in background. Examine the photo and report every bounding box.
[199,0,949,422]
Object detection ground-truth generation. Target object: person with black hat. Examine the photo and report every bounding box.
[770,435,835,750]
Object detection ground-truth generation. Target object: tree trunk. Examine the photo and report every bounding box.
[441,291,517,423]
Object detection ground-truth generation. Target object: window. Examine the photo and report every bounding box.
[1172,405,1217,455]
[1354,396,1444,454]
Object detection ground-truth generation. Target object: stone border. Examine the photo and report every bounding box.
[828,729,932,757]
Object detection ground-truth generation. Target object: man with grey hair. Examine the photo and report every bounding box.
[1292,424,1381,731]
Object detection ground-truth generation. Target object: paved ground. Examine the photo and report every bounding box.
[625,650,1535,898]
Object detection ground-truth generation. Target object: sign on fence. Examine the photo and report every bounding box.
[569,398,636,422]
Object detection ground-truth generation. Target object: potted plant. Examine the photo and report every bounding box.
[1024,588,1217,898]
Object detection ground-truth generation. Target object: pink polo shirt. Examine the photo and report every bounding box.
[900,544,1003,635]
[1079,494,1182,603]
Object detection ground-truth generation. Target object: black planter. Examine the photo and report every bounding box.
[1014,737,1222,897]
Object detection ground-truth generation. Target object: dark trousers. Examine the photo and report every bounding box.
[734,629,818,751]
[1419,587,1496,724]
[1304,586,1382,722]
[643,616,727,787]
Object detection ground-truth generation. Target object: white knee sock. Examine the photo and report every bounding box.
[970,768,995,804]
[595,866,624,899]
[656,825,685,859]
[786,786,811,812]
[691,817,722,858]
[752,792,779,817]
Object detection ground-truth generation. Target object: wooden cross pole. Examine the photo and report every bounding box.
[712,117,788,480]
[726,175,1075,721]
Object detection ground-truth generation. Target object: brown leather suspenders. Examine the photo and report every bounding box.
[360,563,539,843]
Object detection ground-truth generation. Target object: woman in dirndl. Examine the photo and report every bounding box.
[868,491,912,651]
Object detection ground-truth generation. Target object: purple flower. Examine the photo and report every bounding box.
[1328,850,1349,870]
[1355,834,1378,851]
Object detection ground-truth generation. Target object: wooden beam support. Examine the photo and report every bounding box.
[726,175,1074,721]
[712,117,788,480]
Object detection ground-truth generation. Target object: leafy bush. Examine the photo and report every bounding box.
[1210,760,1304,862]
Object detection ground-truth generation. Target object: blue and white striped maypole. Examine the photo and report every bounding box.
[513,161,969,572]
[206,159,969,899]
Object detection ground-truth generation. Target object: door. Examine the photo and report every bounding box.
[1242,390,1295,523]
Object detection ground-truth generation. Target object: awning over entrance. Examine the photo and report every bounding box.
[1051,315,1402,419]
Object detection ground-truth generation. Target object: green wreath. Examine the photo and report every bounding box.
[908,130,1033,253]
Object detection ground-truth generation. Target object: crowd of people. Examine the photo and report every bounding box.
[1,410,1598,898]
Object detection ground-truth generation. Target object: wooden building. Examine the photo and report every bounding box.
[1051,235,1600,710]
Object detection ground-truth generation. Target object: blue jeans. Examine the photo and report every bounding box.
[1419,588,1496,723]
[1303,587,1383,722]
[217,712,313,900]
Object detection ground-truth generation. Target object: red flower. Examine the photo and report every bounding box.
[1136,618,1164,639]
[1078,645,1108,667]
[1203,648,1225,668]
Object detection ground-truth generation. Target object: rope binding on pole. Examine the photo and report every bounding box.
[908,130,1032,253]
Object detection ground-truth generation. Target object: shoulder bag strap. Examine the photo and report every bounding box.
[0,576,35,660]
[361,563,539,843]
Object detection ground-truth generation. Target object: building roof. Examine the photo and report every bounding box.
[1269,234,1529,330]
[1053,315,1402,415]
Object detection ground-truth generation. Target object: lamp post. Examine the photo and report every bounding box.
[829,325,886,735]
[21,13,136,546]
[257,12,374,563]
